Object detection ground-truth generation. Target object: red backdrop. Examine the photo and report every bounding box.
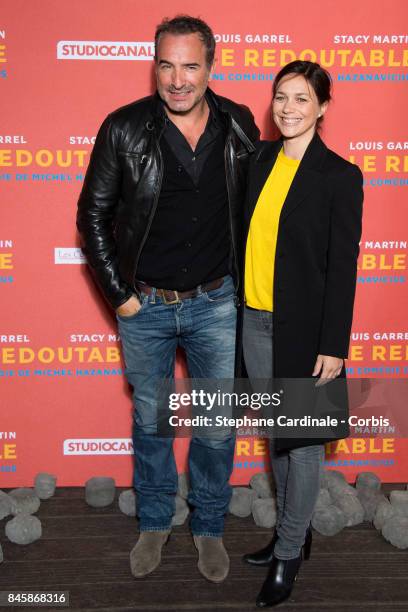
[1,0,407,486]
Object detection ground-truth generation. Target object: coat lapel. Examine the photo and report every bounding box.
[245,140,281,225]
[247,134,328,227]
[280,134,328,222]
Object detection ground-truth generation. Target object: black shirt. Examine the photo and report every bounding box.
[135,96,231,290]
[163,108,220,185]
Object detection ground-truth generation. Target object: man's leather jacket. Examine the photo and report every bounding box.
[77,88,260,309]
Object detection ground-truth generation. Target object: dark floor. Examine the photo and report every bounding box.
[1,486,408,612]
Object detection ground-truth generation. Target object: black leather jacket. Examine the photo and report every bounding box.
[77,88,260,309]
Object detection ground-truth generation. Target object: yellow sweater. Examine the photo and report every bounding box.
[245,149,300,311]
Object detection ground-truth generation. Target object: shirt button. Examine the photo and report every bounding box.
[192,216,198,222]
[195,189,200,194]
[192,156,196,161]
[185,242,192,248]
[177,165,183,173]
[181,267,188,273]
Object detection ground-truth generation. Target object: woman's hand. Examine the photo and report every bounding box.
[312,354,343,386]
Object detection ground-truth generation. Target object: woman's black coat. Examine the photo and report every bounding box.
[236,133,364,451]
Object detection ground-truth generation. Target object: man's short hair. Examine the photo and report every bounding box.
[155,15,216,68]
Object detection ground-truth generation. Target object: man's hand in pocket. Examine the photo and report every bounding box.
[116,295,142,317]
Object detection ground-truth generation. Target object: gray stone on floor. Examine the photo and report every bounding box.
[329,483,358,502]
[249,473,275,499]
[34,473,57,499]
[172,494,189,526]
[118,489,137,517]
[85,477,115,508]
[314,488,332,511]
[335,494,365,527]
[325,470,347,490]
[356,487,386,521]
[0,491,12,520]
[355,471,382,491]
[374,498,395,531]
[389,490,408,518]
[312,505,347,536]
[252,497,277,528]
[177,473,189,500]
[229,487,257,518]
[5,514,42,545]
[9,488,41,515]
[382,515,408,549]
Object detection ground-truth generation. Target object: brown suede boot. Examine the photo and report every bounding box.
[130,530,170,578]
[193,535,230,583]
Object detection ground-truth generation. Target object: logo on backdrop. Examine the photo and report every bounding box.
[0,431,17,474]
[348,141,408,188]
[63,438,133,455]
[57,41,154,60]
[347,329,408,376]
[54,247,86,265]
[325,436,395,468]
[0,332,122,378]
[356,239,406,286]
[0,136,90,183]
[233,438,267,471]
[0,239,14,285]
[231,431,396,470]
[209,32,408,84]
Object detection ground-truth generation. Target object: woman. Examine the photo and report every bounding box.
[241,61,363,607]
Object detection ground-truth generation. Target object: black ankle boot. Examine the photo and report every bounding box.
[243,525,312,567]
[242,530,278,567]
[256,554,302,608]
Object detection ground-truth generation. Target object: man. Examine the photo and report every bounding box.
[77,15,259,583]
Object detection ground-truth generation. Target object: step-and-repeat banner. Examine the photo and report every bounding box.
[1,0,407,486]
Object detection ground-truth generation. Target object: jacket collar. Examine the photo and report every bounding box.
[255,131,327,168]
[247,133,328,224]
[150,88,256,152]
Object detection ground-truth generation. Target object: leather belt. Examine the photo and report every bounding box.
[135,277,224,305]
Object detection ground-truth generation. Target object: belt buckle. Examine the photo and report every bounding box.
[162,289,180,305]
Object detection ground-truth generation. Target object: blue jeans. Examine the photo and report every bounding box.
[116,275,237,536]
[243,306,324,560]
